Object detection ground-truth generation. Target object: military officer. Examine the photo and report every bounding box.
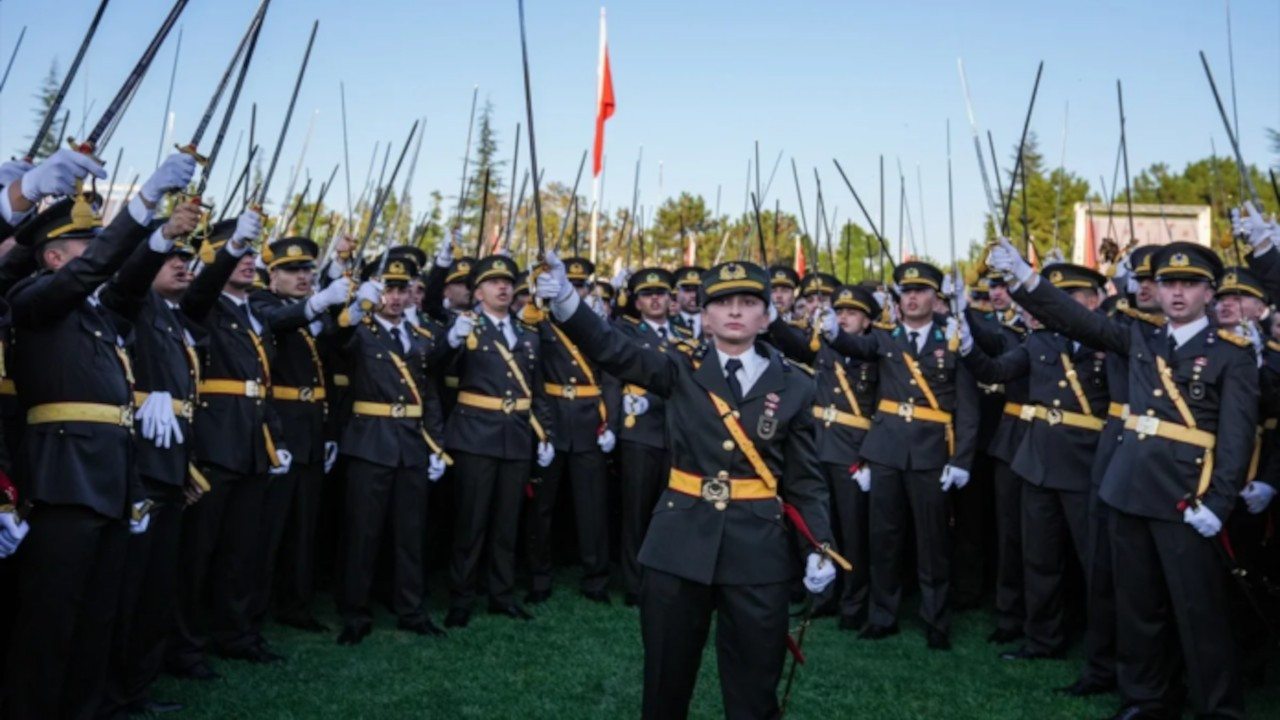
[525,255,619,604]
[441,254,553,627]
[672,266,705,338]
[820,260,981,650]
[334,253,448,644]
[536,253,839,720]
[800,271,838,311]
[768,264,800,319]
[960,263,1110,661]
[991,238,1255,719]
[770,284,881,630]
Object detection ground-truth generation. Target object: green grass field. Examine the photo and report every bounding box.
[154,584,1280,719]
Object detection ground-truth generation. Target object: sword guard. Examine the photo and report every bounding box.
[65,137,103,165]
[175,143,209,166]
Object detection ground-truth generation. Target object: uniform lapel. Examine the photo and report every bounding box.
[742,347,786,405]
[692,345,736,406]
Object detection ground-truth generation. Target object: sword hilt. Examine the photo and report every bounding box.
[175,143,209,166]
[66,137,103,166]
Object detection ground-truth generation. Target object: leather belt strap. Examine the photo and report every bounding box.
[549,324,608,425]
[1108,402,1130,420]
[0,378,16,396]
[895,353,955,455]
[331,374,350,387]
[28,402,134,428]
[133,392,195,420]
[1124,414,1216,449]
[878,398,953,425]
[1154,356,1213,497]
[543,383,602,400]
[457,391,531,413]
[271,386,328,402]
[813,405,871,430]
[668,468,775,503]
[706,392,779,490]
[1003,402,1027,419]
[352,401,423,419]
[198,379,265,398]
[1059,352,1093,414]
[1028,405,1105,431]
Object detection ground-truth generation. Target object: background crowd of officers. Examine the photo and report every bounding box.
[0,145,1277,720]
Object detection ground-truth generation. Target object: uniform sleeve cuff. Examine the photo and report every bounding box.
[551,291,580,322]
[147,227,174,253]
[0,186,31,226]
[127,195,154,226]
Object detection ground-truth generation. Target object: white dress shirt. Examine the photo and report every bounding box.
[375,315,410,353]
[718,346,769,398]
[902,321,933,354]
[1168,315,1210,350]
[483,310,517,348]
[644,318,673,340]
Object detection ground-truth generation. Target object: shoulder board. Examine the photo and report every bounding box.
[672,324,694,338]
[671,337,698,353]
[1117,305,1166,327]
[1267,339,1280,353]
[516,319,537,332]
[410,324,433,339]
[873,320,896,331]
[1217,329,1252,348]
[623,315,641,326]
[785,358,815,376]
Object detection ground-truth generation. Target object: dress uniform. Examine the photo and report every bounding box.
[2,192,161,720]
[424,254,476,323]
[770,284,881,630]
[800,272,839,310]
[170,216,290,675]
[442,255,553,627]
[526,256,620,604]
[100,233,206,717]
[249,237,337,634]
[826,260,981,648]
[1005,241,1255,718]
[962,263,1110,660]
[336,254,447,644]
[541,257,838,720]
[672,266,705,339]
[964,281,1030,644]
[612,268,695,605]
[767,265,800,319]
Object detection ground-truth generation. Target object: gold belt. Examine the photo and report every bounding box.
[0,378,15,396]
[457,391,531,414]
[28,402,134,428]
[1003,402,1027,419]
[668,468,776,508]
[271,386,327,402]
[544,383,601,400]
[331,374,350,387]
[1123,414,1216,449]
[1108,402,1130,421]
[813,405,871,430]
[133,392,195,420]
[443,376,460,389]
[352,401,423,419]
[198,379,265,398]
[1024,405,1105,431]
[878,399,952,424]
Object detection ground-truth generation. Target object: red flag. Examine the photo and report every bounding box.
[1027,242,1040,271]
[794,236,806,276]
[592,9,615,178]
[684,233,697,266]
[1083,214,1097,269]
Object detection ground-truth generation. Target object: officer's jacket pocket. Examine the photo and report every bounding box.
[747,497,785,528]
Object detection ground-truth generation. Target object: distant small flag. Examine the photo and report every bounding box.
[1028,242,1041,271]
[684,232,697,266]
[794,236,806,276]
[592,8,615,179]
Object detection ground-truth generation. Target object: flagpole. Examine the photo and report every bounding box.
[589,6,607,266]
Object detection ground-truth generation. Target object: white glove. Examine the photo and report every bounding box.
[230,210,262,248]
[951,274,968,315]
[270,449,293,476]
[137,391,184,449]
[0,510,29,558]
[140,153,198,204]
[1043,247,1065,266]
[537,441,555,468]
[986,236,1034,284]
[351,280,383,323]
[820,307,839,341]
[19,148,107,202]
[434,232,455,267]
[611,268,629,290]
[427,453,447,482]
[852,465,871,493]
[958,316,974,356]
[768,303,779,324]
[0,160,34,187]
[1113,253,1132,285]
[1233,202,1275,249]
[1241,482,1278,515]
[940,464,970,491]
[129,502,151,535]
[308,276,352,316]
[535,250,576,305]
[1236,321,1265,367]
[623,393,650,417]
[1182,503,1223,537]
[597,429,616,453]
[803,552,837,594]
[448,312,477,349]
[941,273,956,298]
[324,441,339,474]
[587,293,610,319]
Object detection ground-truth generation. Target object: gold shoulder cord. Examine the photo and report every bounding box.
[1155,355,1213,497]
[549,323,608,425]
[901,353,954,456]
[1059,353,1092,414]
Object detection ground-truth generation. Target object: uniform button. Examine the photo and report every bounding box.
[667,501,674,508]
[1195,457,1203,466]
[908,379,917,385]
[1052,399,1061,408]
[1058,380,1067,388]
[1146,409,1155,416]
[1039,355,1046,361]
[506,372,513,378]
[1153,389,1164,397]
[571,360,579,366]
[723,440,735,452]
[94,331,102,338]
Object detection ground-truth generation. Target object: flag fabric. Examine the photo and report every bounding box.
[1027,242,1040,271]
[1083,214,1098,269]
[794,236,806,276]
[592,8,615,178]
[684,233,697,267]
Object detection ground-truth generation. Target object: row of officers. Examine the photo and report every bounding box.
[0,147,1277,719]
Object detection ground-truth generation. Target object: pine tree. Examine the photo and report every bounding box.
[27,60,62,160]
[462,100,504,255]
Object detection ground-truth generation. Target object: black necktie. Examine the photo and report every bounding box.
[497,320,511,348]
[725,358,744,403]
[908,331,919,355]
[390,327,403,353]
[658,326,667,340]
[1168,333,1177,356]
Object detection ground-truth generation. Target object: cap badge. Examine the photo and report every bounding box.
[1170,253,1190,268]
[720,263,746,281]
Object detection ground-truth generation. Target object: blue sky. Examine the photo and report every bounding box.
[1,0,1278,261]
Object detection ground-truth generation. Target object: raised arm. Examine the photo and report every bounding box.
[961,339,1031,385]
[1012,279,1129,356]
[767,316,817,364]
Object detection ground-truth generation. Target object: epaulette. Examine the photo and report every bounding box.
[410,323,433,339]
[1267,339,1280,353]
[785,358,815,376]
[516,318,538,332]
[671,337,698,354]
[873,320,896,331]
[1117,304,1166,327]
[1217,329,1252,348]
[672,324,694,339]
[623,315,641,326]
[787,318,809,330]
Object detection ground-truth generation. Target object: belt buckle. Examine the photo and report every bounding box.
[1045,408,1063,426]
[1019,405,1036,422]
[120,406,135,427]
[299,387,315,402]
[502,397,516,414]
[245,380,260,398]
[180,400,194,419]
[702,471,731,511]
[822,405,838,424]
[897,402,915,422]
[391,403,407,419]
[1135,415,1160,436]
[563,384,577,400]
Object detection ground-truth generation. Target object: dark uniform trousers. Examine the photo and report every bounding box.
[619,441,668,598]
[1082,414,1125,686]
[272,460,324,622]
[825,463,870,622]
[991,459,1025,634]
[640,569,790,720]
[449,451,528,609]
[1021,482,1088,653]
[527,448,611,594]
[340,458,429,630]
[169,465,268,669]
[867,462,952,633]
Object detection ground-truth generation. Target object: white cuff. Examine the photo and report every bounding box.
[127,195,154,227]
[1011,273,1040,293]
[308,319,325,336]
[551,291,581,323]
[305,295,322,320]
[147,228,174,253]
[225,239,251,258]
[0,186,31,226]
